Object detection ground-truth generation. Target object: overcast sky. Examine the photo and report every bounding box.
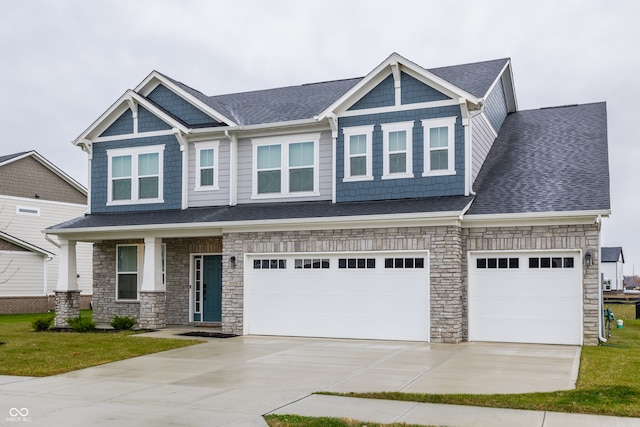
[1,0,638,272]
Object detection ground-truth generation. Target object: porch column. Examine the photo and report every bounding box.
[138,237,166,329]
[54,239,80,327]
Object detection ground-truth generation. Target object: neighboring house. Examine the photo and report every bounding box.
[601,247,624,292]
[0,151,92,313]
[47,53,610,345]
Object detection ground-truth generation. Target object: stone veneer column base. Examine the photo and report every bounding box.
[138,291,167,329]
[54,291,81,328]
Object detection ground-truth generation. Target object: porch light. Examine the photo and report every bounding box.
[230,254,237,268]
[584,250,593,266]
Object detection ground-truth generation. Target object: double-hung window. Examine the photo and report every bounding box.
[382,121,414,179]
[422,117,456,176]
[107,145,164,205]
[253,133,320,198]
[195,141,219,190]
[342,125,373,182]
[117,245,139,300]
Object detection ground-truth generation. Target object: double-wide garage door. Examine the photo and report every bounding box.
[244,252,430,341]
[468,251,583,345]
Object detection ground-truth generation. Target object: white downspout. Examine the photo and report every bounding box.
[226,130,238,206]
[597,215,606,343]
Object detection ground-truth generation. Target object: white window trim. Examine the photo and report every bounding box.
[381,121,414,180]
[251,133,321,199]
[342,125,374,182]
[422,117,457,177]
[116,244,142,301]
[16,206,40,216]
[107,144,165,206]
[115,243,166,301]
[194,141,220,191]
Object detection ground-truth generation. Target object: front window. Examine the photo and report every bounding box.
[342,125,373,181]
[382,121,414,179]
[195,141,220,190]
[423,117,456,176]
[253,133,320,198]
[117,245,139,300]
[107,145,164,205]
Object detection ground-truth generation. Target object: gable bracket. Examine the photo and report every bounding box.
[126,97,139,133]
[390,61,401,106]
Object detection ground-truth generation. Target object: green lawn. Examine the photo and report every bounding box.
[331,303,640,418]
[264,415,433,427]
[0,310,202,376]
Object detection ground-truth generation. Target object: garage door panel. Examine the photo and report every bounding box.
[469,252,582,345]
[245,252,430,341]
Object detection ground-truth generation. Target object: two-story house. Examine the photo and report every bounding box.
[0,151,92,313]
[47,53,610,345]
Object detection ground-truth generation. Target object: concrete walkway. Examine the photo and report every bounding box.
[0,333,638,426]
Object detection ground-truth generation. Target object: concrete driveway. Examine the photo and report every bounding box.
[0,334,581,426]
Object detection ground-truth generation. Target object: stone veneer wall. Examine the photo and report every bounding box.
[462,224,601,345]
[93,240,142,323]
[93,236,222,325]
[222,226,464,343]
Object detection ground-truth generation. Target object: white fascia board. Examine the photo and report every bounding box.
[135,71,238,127]
[188,117,324,138]
[317,52,481,120]
[76,90,190,144]
[0,231,54,257]
[462,209,611,228]
[44,210,464,241]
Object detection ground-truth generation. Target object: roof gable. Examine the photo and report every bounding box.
[601,247,624,263]
[0,150,86,197]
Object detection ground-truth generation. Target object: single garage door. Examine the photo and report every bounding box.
[244,251,430,341]
[468,251,582,345]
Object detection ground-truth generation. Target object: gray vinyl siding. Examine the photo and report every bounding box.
[188,140,231,207]
[471,113,497,185]
[237,131,333,204]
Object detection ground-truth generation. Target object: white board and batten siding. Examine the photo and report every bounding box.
[468,251,583,345]
[236,130,334,204]
[0,196,93,296]
[244,251,430,341]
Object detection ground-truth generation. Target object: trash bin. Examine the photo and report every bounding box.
[617,319,624,329]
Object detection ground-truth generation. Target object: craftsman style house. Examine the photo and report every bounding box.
[47,53,610,345]
[0,151,92,313]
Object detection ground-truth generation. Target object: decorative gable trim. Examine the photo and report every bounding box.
[73,90,189,147]
[135,71,237,127]
[318,53,483,120]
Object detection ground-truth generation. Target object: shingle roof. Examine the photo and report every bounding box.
[0,151,30,164]
[157,58,509,126]
[428,58,509,98]
[602,247,624,263]
[47,196,474,231]
[467,102,610,215]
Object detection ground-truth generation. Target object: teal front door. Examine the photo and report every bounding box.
[194,255,222,322]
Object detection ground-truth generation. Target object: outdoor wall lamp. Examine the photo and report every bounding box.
[584,250,593,266]
[230,254,237,268]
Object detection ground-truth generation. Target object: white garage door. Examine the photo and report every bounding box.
[468,251,582,345]
[244,251,430,341]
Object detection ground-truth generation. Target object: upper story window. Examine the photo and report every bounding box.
[107,145,164,205]
[252,133,320,198]
[422,117,456,176]
[381,121,414,179]
[195,141,219,191]
[342,125,373,182]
